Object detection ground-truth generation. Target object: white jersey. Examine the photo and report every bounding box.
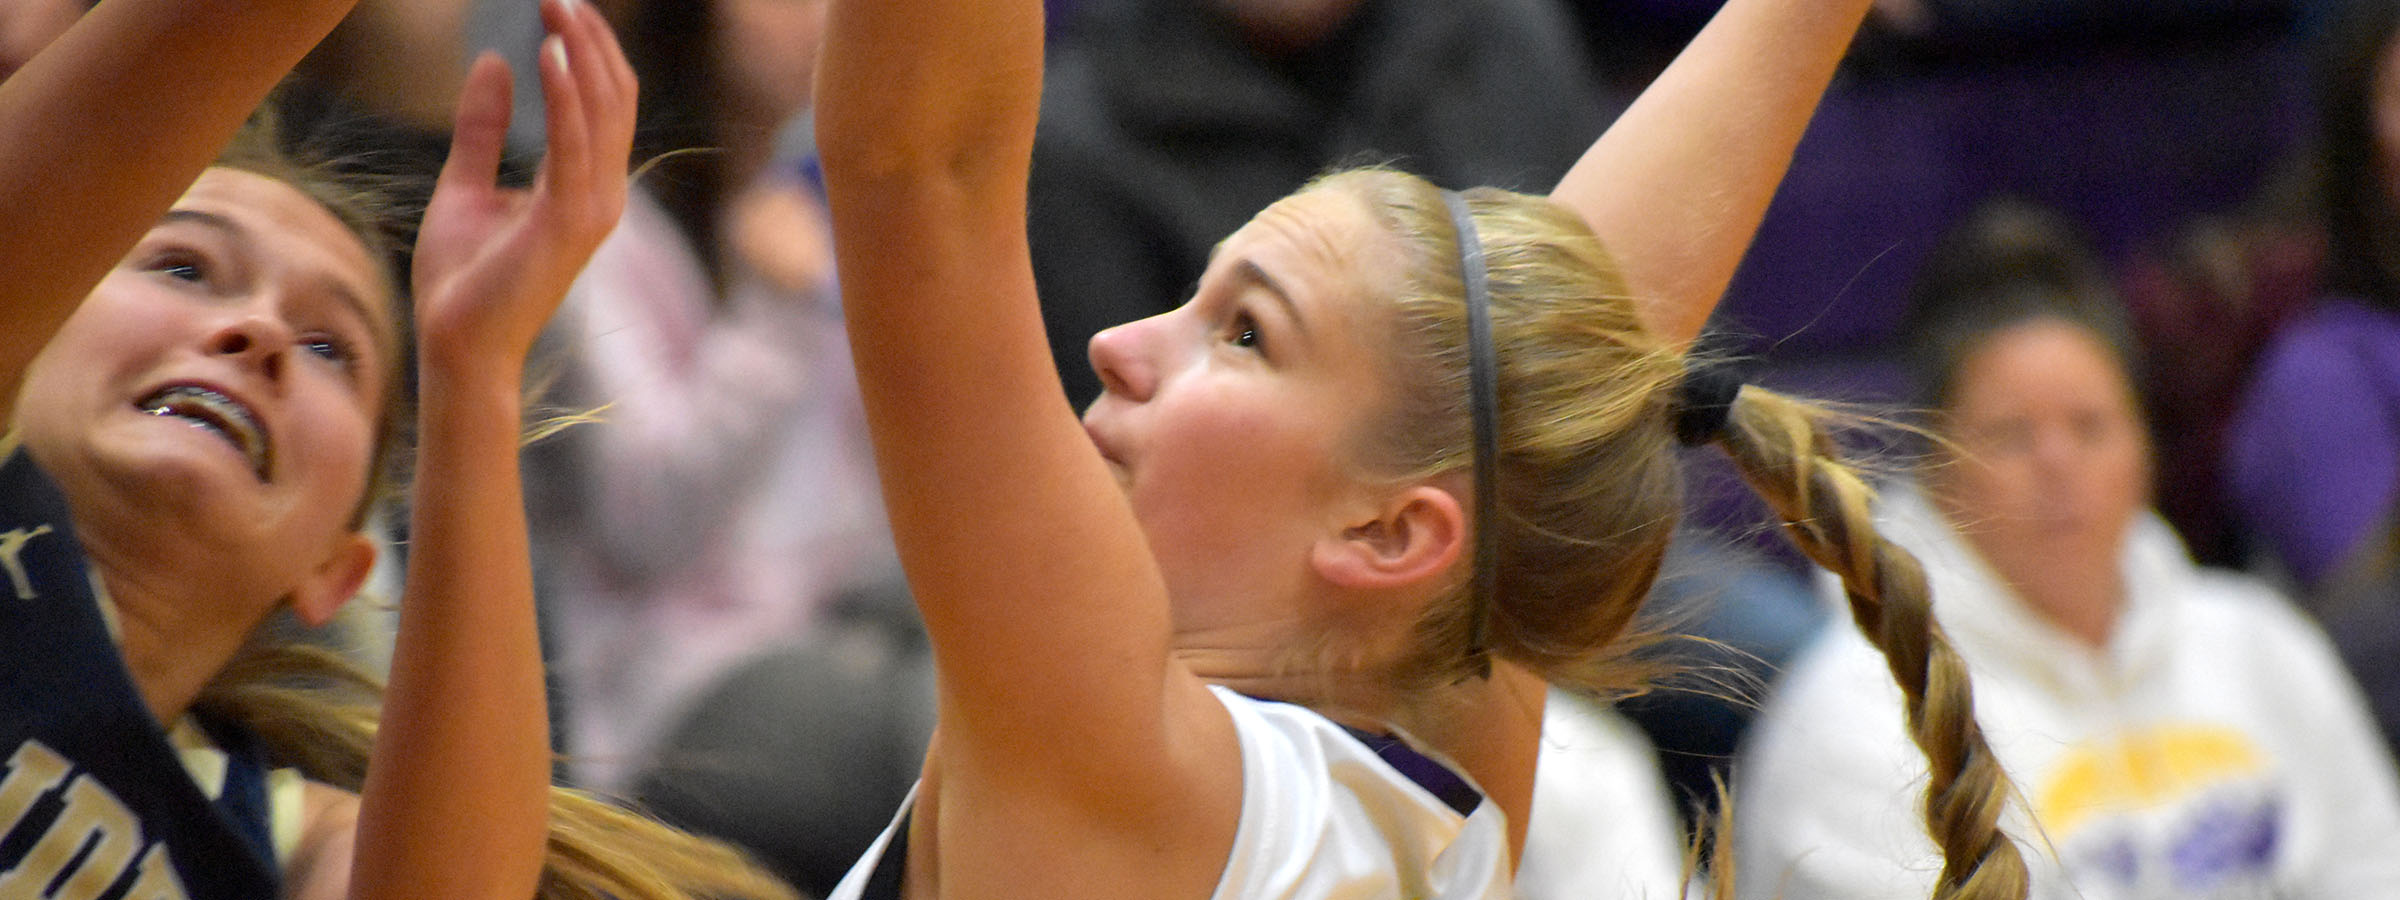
[826,685,1511,899]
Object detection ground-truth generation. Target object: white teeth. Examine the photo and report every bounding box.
[138,385,271,479]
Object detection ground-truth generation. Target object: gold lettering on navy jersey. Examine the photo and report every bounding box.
[117,846,185,900]
[0,742,69,843]
[0,742,190,900]
[44,777,142,899]
[0,526,52,601]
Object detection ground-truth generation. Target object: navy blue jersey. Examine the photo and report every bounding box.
[0,446,278,900]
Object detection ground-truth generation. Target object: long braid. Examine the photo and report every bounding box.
[1708,387,2029,900]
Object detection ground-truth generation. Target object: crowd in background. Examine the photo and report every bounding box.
[20,0,2400,895]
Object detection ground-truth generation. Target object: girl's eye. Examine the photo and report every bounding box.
[1227,313,1262,350]
[150,253,208,283]
[301,335,355,367]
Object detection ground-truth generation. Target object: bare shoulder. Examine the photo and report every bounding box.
[283,781,360,900]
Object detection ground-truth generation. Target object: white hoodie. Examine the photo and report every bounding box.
[1735,484,2400,899]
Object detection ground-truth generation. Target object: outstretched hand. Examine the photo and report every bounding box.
[412,0,636,377]
[351,8,635,897]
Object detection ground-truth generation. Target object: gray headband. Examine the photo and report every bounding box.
[1440,189,1500,677]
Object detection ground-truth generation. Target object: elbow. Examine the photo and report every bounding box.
[820,120,1034,192]
[818,138,1034,232]
[815,72,1040,199]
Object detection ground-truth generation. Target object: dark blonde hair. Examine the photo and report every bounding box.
[1317,167,2031,899]
[195,642,797,900]
[1320,169,1683,697]
[190,111,798,900]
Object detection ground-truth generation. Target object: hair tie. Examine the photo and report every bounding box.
[1441,189,1500,678]
[1673,360,1745,447]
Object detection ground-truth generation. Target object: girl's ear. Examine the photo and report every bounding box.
[1310,484,1466,591]
[290,533,377,628]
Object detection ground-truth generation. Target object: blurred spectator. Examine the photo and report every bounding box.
[2229,0,2400,593]
[2119,204,2320,568]
[528,0,903,793]
[631,581,934,898]
[1618,527,1826,837]
[1603,0,2307,580]
[2265,0,2400,755]
[1737,201,2400,898]
[1026,0,1619,407]
[2317,513,2400,763]
[1517,692,1689,900]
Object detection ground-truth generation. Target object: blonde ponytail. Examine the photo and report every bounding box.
[1706,388,2028,900]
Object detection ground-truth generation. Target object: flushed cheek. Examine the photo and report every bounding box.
[1132,402,1316,512]
[28,287,197,411]
[300,411,378,496]
[13,345,140,463]
[1179,400,1325,476]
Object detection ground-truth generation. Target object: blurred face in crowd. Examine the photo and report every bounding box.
[1934,317,2150,627]
[0,0,81,82]
[714,0,827,132]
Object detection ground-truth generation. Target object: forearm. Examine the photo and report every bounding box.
[351,361,547,900]
[1551,0,1874,347]
[818,0,1073,630]
[342,3,629,889]
[0,0,357,414]
[817,0,1057,482]
[816,0,1041,192]
[818,0,1207,800]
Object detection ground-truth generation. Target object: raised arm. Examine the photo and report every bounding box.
[346,2,636,897]
[817,0,1240,892]
[1552,0,1875,346]
[0,0,358,424]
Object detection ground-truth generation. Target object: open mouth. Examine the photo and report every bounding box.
[137,385,272,480]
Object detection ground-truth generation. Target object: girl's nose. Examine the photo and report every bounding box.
[1088,317,1161,403]
[207,312,294,382]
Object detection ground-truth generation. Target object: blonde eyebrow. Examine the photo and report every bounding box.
[1233,258,1307,341]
